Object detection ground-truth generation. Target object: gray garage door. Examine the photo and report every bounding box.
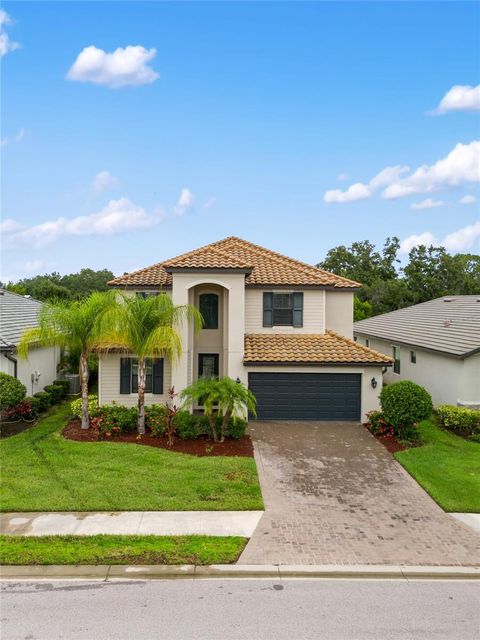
[248,372,361,421]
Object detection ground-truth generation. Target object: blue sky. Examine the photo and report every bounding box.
[1,1,479,282]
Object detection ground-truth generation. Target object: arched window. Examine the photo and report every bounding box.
[199,293,219,329]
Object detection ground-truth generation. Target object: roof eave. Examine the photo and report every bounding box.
[353,330,474,359]
[244,360,392,367]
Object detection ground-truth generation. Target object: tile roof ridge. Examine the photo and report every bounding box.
[220,237,361,286]
[163,242,253,268]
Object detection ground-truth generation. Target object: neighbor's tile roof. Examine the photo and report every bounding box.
[109,237,360,288]
[354,295,480,358]
[0,290,43,347]
[244,331,393,365]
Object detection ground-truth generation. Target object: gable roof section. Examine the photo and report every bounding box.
[354,296,480,358]
[244,331,393,366]
[109,236,360,288]
[0,290,43,348]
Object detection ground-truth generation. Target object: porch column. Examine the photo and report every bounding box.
[226,277,247,385]
[171,275,190,394]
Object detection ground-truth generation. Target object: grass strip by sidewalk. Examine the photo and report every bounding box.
[0,535,247,565]
[0,403,262,512]
[395,418,480,513]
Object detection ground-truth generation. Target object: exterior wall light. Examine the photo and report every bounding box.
[371,377,378,389]
[236,377,241,384]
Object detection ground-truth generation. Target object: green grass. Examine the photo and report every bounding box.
[395,418,480,513]
[0,403,263,512]
[0,535,247,565]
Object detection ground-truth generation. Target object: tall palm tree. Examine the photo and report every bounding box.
[18,291,117,429]
[96,293,202,434]
[180,376,256,442]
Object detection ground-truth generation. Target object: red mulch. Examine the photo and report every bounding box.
[362,423,406,453]
[62,418,254,457]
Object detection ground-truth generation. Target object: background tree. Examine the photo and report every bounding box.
[96,294,202,435]
[18,291,116,429]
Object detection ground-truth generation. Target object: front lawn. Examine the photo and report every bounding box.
[0,535,247,565]
[0,403,262,512]
[395,417,480,513]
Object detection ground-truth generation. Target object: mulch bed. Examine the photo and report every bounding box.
[62,418,254,457]
[0,419,37,439]
[362,424,406,453]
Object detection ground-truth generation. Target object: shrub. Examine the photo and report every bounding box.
[380,380,433,429]
[437,405,480,435]
[90,404,138,436]
[173,411,208,440]
[145,404,167,436]
[365,410,394,437]
[0,372,26,410]
[33,391,53,413]
[2,398,38,421]
[221,416,248,439]
[70,394,98,418]
[43,384,63,404]
[53,380,70,396]
[25,396,41,417]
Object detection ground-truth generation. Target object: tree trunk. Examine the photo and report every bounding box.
[208,414,219,442]
[137,357,146,435]
[220,409,232,443]
[80,350,90,430]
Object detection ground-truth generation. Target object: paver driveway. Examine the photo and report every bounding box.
[239,421,480,565]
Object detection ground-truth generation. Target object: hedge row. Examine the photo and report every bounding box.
[0,376,70,421]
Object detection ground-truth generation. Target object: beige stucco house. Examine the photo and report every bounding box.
[0,289,60,395]
[101,237,392,421]
[354,296,480,408]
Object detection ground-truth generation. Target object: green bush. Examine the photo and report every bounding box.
[380,380,433,429]
[43,384,63,404]
[172,411,209,440]
[70,394,98,418]
[24,396,41,418]
[90,404,138,436]
[53,380,69,396]
[33,391,53,412]
[437,405,480,435]
[222,416,248,439]
[145,404,167,436]
[365,410,394,436]
[0,372,26,410]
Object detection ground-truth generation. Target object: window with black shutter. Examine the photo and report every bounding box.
[263,292,303,327]
[120,357,164,394]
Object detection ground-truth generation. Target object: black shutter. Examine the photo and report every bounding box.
[263,292,274,327]
[120,358,131,394]
[152,358,164,394]
[292,292,304,327]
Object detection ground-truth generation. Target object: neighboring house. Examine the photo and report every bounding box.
[0,289,61,396]
[103,237,392,422]
[354,296,480,408]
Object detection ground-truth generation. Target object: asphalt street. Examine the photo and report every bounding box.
[1,578,479,640]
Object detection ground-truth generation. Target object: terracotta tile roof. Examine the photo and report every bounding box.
[244,331,393,365]
[108,236,360,288]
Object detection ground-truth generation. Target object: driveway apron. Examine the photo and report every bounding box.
[239,421,480,565]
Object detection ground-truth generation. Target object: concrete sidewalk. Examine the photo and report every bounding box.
[0,511,264,537]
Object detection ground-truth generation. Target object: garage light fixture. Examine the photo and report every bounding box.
[371,377,378,389]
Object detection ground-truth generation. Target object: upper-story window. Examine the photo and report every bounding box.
[199,293,219,329]
[392,345,401,374]
[263,292,303,327]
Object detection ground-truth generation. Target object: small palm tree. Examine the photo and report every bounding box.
[18,291,116,429]
[96,294,202,435]
[181,376,256,442]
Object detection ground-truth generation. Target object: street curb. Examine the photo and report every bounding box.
[1,564,479,580]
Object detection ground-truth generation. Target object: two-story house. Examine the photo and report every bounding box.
[100,237,392,422]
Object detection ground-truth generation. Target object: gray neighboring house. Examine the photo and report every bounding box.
[354,295,480,408]
[0,289,60,396]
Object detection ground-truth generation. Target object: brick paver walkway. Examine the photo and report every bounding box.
[239,421,480,566]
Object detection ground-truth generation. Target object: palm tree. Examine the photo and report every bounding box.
[18,291,116,429]
[96,293,202,435]
[180,376,256,442]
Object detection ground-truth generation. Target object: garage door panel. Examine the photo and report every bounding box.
[249,372,361,421]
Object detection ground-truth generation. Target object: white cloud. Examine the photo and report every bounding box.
[1,127,27,147]
[383,141,480,199]
[67,45,159,88]
[174,188,194,215]
[337,173,348,181]
[324,141,480,204]
[0,218,23,234]
[400,221,480,254]
[324,182,371,203]
[459,194,477,205]
[443,221,480,252]
[202,197,217,210]
[92,170,119,194]
[0,9,20,57]
[434,84,480,114]
[9,198,159,248]
[410,198,444,210]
